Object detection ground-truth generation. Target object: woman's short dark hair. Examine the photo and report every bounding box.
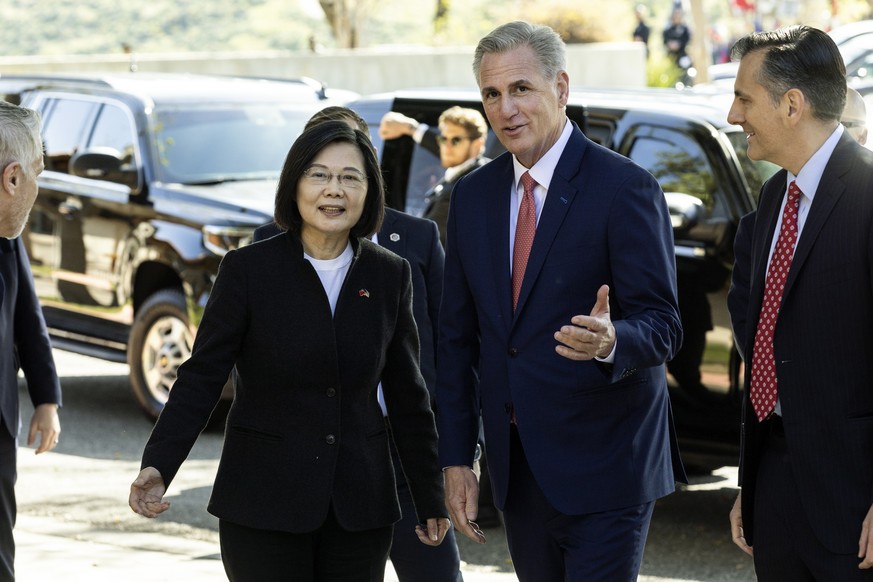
[274,120,384,240]
[730,25,846,122]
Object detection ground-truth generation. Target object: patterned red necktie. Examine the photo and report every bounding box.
[750,181,802,421]
[512,171,537,311]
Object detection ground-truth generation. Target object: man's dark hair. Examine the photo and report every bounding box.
[730,25,846,122]
[274,120,384,239]
[304,106,370,134]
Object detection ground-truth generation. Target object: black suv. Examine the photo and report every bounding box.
[349,88,778,471]
[4,73,354,419]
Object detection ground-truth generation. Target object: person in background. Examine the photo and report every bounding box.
[632,4,651,58]
[437,20,684,581]
[663,7,691,67]
[253,105,464,582]
[726,25,873,579]
[130,120,449,581]
[378,107,489,245]
[843,86,868,146]
[0,101,62,582]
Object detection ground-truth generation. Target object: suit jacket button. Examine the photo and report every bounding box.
[326,387,336,398]
[325,434,336,445]
[509,347,518,357]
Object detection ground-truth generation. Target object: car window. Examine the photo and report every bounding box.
[88,103,137,167]
[627,126,725,218]
[724,131,779,202]
[42,98,98,174]
[152,105,318,184]
[404,146,443,216]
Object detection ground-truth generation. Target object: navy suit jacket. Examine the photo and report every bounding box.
[728,211,755,356]
[0,237,61,438]
[423,157,489,247]
[436,123,685,515]
[737,132,873,553]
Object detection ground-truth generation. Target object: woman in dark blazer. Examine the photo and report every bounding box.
[129,121,449,581]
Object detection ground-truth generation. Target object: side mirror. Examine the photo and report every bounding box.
[70,147,138,189]
[664,192,704,235]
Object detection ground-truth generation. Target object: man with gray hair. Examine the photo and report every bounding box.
[0,100,61,582]
[435,21,684,581]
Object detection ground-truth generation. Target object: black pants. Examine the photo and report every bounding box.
[219,506,392,582]
[753,416,873,581]
[388,439,463,582]
[0,418,17,582]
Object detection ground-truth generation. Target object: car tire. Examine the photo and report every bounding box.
[128,289,193,420]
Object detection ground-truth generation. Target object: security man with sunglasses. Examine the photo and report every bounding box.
[379,107,490,246]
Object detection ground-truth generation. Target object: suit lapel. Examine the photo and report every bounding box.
[377,210,404,256]
[513,128,585,318]
[782,134,854,298]
[485,157,515,326]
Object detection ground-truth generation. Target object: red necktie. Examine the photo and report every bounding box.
[750,181,802,421]
[512,171,537,311]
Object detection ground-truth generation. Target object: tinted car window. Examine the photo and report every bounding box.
[725,132,779,203]
[152,105,316,184]
[628,126,723,217]
[42,98,98,174]
[404,146,443,216]
[88,103,136,165]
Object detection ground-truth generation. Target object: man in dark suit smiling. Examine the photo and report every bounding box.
[727,26,873,579]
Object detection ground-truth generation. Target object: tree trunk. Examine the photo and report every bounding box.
[319,0,358,48]
[688,0,709,84]
[435,0,450,35]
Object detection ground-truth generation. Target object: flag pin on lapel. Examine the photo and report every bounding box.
[359,289,370,298]
[389,233,400,242]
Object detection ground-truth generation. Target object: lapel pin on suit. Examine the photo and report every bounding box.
[389,233,400,242]
[359,289,370,298]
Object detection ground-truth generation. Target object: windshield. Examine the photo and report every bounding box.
[725,130,779,204]
[151,104,322,184]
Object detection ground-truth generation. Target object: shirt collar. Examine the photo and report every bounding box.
[444,155,480,183]
[512,118,572,192]
[788,124,844,201]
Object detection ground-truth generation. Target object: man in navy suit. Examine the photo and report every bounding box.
[436,21,684,581]
[726,26,873,579]
[0,101,62,581]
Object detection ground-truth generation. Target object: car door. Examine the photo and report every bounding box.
[27,94,140,344]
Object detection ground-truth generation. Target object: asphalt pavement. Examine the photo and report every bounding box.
[12,350,754,581]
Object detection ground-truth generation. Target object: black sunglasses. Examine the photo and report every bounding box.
[436,135,473,146]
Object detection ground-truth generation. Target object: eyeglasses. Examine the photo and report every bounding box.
[437,135,474,147]
[303,166,367,189]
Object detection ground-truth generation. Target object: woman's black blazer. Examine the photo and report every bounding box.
[141,233,446,533]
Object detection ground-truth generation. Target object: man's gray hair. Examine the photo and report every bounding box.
[0,101,42,170]
[473,21,567,86]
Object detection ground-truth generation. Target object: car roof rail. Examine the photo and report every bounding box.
[0,73,113,89]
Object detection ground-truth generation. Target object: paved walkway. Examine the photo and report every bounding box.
[14,514,516,582]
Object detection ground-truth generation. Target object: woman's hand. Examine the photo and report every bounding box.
[129,466,171,518]
[414,517,452,546]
